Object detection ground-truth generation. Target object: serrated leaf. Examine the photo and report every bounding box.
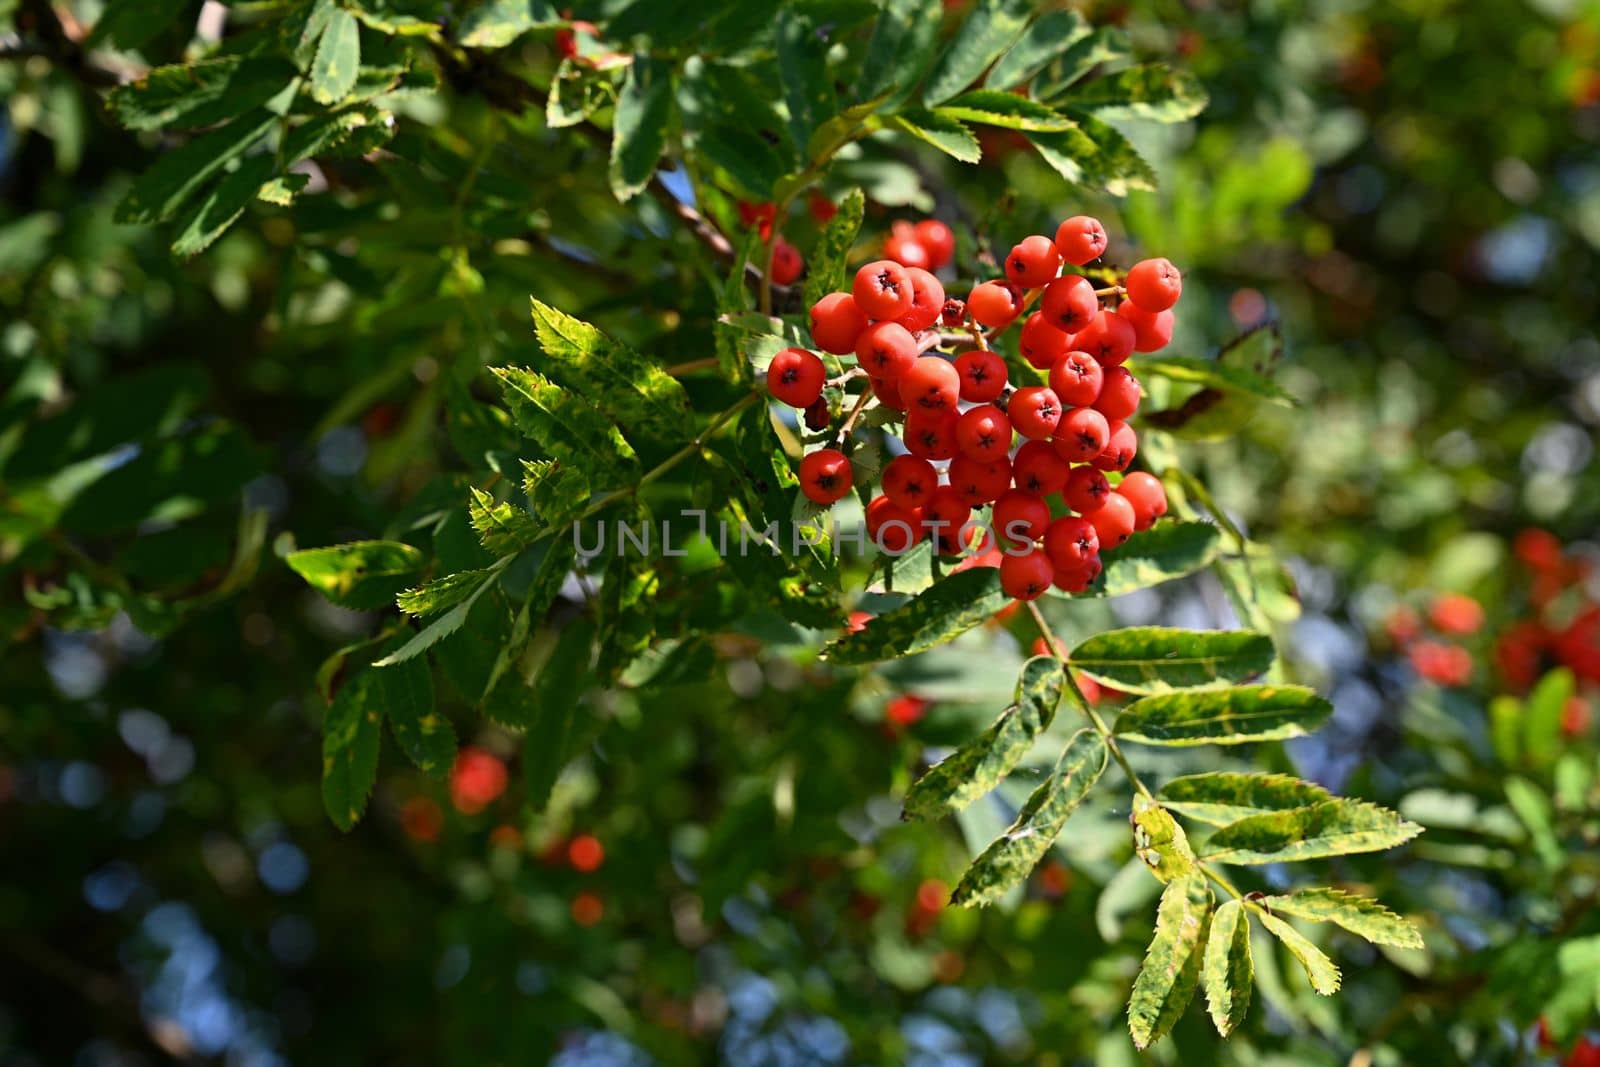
[803,188,865,306]
[1069,627,1275,696]
[321,671,381,830]
[521,459,590,526]
[822,566,1009,664]
[110,57,298,132]
[610,56,674,202]
[935,89,1076,131]
[372,650,454,778]
[922,0,1032,106]
[529,299,693,440]
[1202,799,1423,865]
[889,109,982,163]
[1128,874,1212,1050]
[1131,794,1198,884]
[116,110,278,225]
[398,568,498,617]
[856,0,942,106]
[492,366,638,477]
[468,487,542,555]
[169,155,275,258]
[283,106,388,164]
[1260,889,1424,949]
[287,540,424,611]
[1257,912,1341,995]
[902,656,1065,821]
[457,0,561,48]
[951,729,1106,906]
[479,536,576,701]
[1035,27,1131,100]
[986,9,1090,91]
[546,56,611,129]
[1202,899,1253,1036]
[1115,685,1332,746]
[1060,64,1208,123]
[1128,355,1297,406]
[1158,772,1332,827]
[1061,520,1220,598]
[310,7,361,106]
[373,567,503,667]
[1064,109,1158,193]
[258,173,311,205]
[775,5,838,156]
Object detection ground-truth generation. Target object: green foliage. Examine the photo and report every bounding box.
[1127,874,1212,1049]
[1201,899,1253,1036]
[285,541,426,611]
[1202,800,1424,865]
[1068,626,1276,694]
[1158,772,1333,826]
[1113,685,1333,746]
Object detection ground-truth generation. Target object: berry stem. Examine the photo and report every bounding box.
[1094,285,1124,298]
[826,367,868,389]
[833,386,875,447]
[662,356,720,376]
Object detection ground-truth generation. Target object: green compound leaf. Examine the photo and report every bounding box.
[1128,355,1297,406]
[1069,627,1275,696]
[922,0,1032,106]
[1257,911,1341,995]
[372,649,454,778]
[310,7,361,105]
[1034,26,1130,100]
[529,298,693,440]
[1114,685,1333,746]
[491,366,638,478]
[902,656,1066,821]
[822,566,1008,665]
[287,540,424,611]
[935,89,1077,131]
[1158,772,1333,827]
[986,9,1090,91]
[321,670,381,830]
[456,0,561,48]
[1128,873,1212,1050]
[373,564,506,668]
[1059,520,1219,598]
[110,56,297,132]
[610,56,674,202]
[398,567,499,617]
[1201,799,1424,865]
[889,109,982,163]
[171,154,276,258]
[950,729,1107,907]
[803,188,866,308]
[116,110,278,225]
[1259,888,1424,949]
[1202,899,1253,1036]
[1030,110,1157,195]
[468,487,542,556]
[522,459,590,526]
[855,0,942,107]
[1131,794,1198,884]
[1059,63,1208,123]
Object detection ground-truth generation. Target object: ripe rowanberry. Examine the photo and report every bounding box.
[809,292,866,355]
[853,259,914,320]
[904,408,959,460]
[953,349,1008,402]
[866,495,923,554]
[1012,440,1069,496]
[1409,640,1472,686]
[1092,420,1138,472]
[808,191,837,223]
[884,222,930,270]
[766,347,826,408]
[1041,275,1098,333]
[1052,406,1110,462]
[1052,555,1101,593]
[1020,312,1071,369]
[1093,366,1142,421]
[1048,351,1104,407]
[1088,490,1135,548]
[955,404,1012,462]
[1125,258,1182,312]
[1118,303,1175,352]
[940,298,967,327]
[914,219,955,269]
[1063,464,1110,514]
[803,397,830,431]
[1116,471,1167,531]
[771,237,803,286]
[899,355,961,412]
[992,489,1050,546]
[1000,546,1055,601]
[1075,309,1136,367]
[1054,215,1107,265]
[1008,385,1063,440]
[737,200,776,239]
[1005,235,1061,289]
[947,454,1012,506]
[870,375,908,411]
[856,321,918,380]
[968,280,1024,327]
[1043,515,1099,569]
[1429,593,1485,635]
[923,485,974,555]
[898,267,946,332]
[882,454,938,511]
[798,448,853,504]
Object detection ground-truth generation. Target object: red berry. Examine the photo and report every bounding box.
[1048,351,1104,407]
[803,397,830,431]
[568,834,605,872]
[1019,312,1071,369]
[1428,593,1484,635]
[866,495,923,553]
[992,489,1050,545]
[809,292,866,355]
[968,280,1023,327]
[1008,385,1062,440]
[1076,310,1136,367]
[898,267,946,332]
[953,349,1007,402]
[1043,515,1099,569]
[885,693,931,726]
[853,259,914,320]
[1117,471,1167,530]
[914,219,955,269]
[1053,407,1110,462]
[870,375,908,411]
[882,454,938,510]
[1004,235,1061,289]
[1064,464,1110,514]
[1093,420,1138,472]
[766,347,826,408]
[884,222,930,270]
[798,448,853,504]
[940,298,967,327]
[771,237,803,285]
[808,192,836,223]
[1119,303,1175,352]
[1125,258,1182,312]
[1410,640,1472,686]
[451,748,508,813]
[899,355,961,412]
[1093,366,1141,421]
[1041,275,1098,333]
[923,485,974,555]
[1054,215,1107,265]
[846,609,872,633]
[856,321,918,380]
[955,404,1013,461]
[1000,546,1055,601]
[1012,440,1068,496]
[1088,491,1135,548]
[1052,555,1101,593]
[737,200,777,238]
[904,408,959,460]
[947,453,1012,506]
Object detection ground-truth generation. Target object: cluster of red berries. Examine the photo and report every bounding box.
[736,201,805,285]
[765,213,1180,602]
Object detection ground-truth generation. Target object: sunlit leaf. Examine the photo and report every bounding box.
[823,566,1009,664]
[803,188,866,307]
[1069,627,1276,695]
[1158,772,1332,826]
[1128,874,1212,1050]
[1202,899,1253,1036]
[1259,888,1424,949]
[922,0,1032,106]
[1202,800,1424,864]
[1257,911,1341,994]
[287,540,425,611]
[1114,685,1332,746]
